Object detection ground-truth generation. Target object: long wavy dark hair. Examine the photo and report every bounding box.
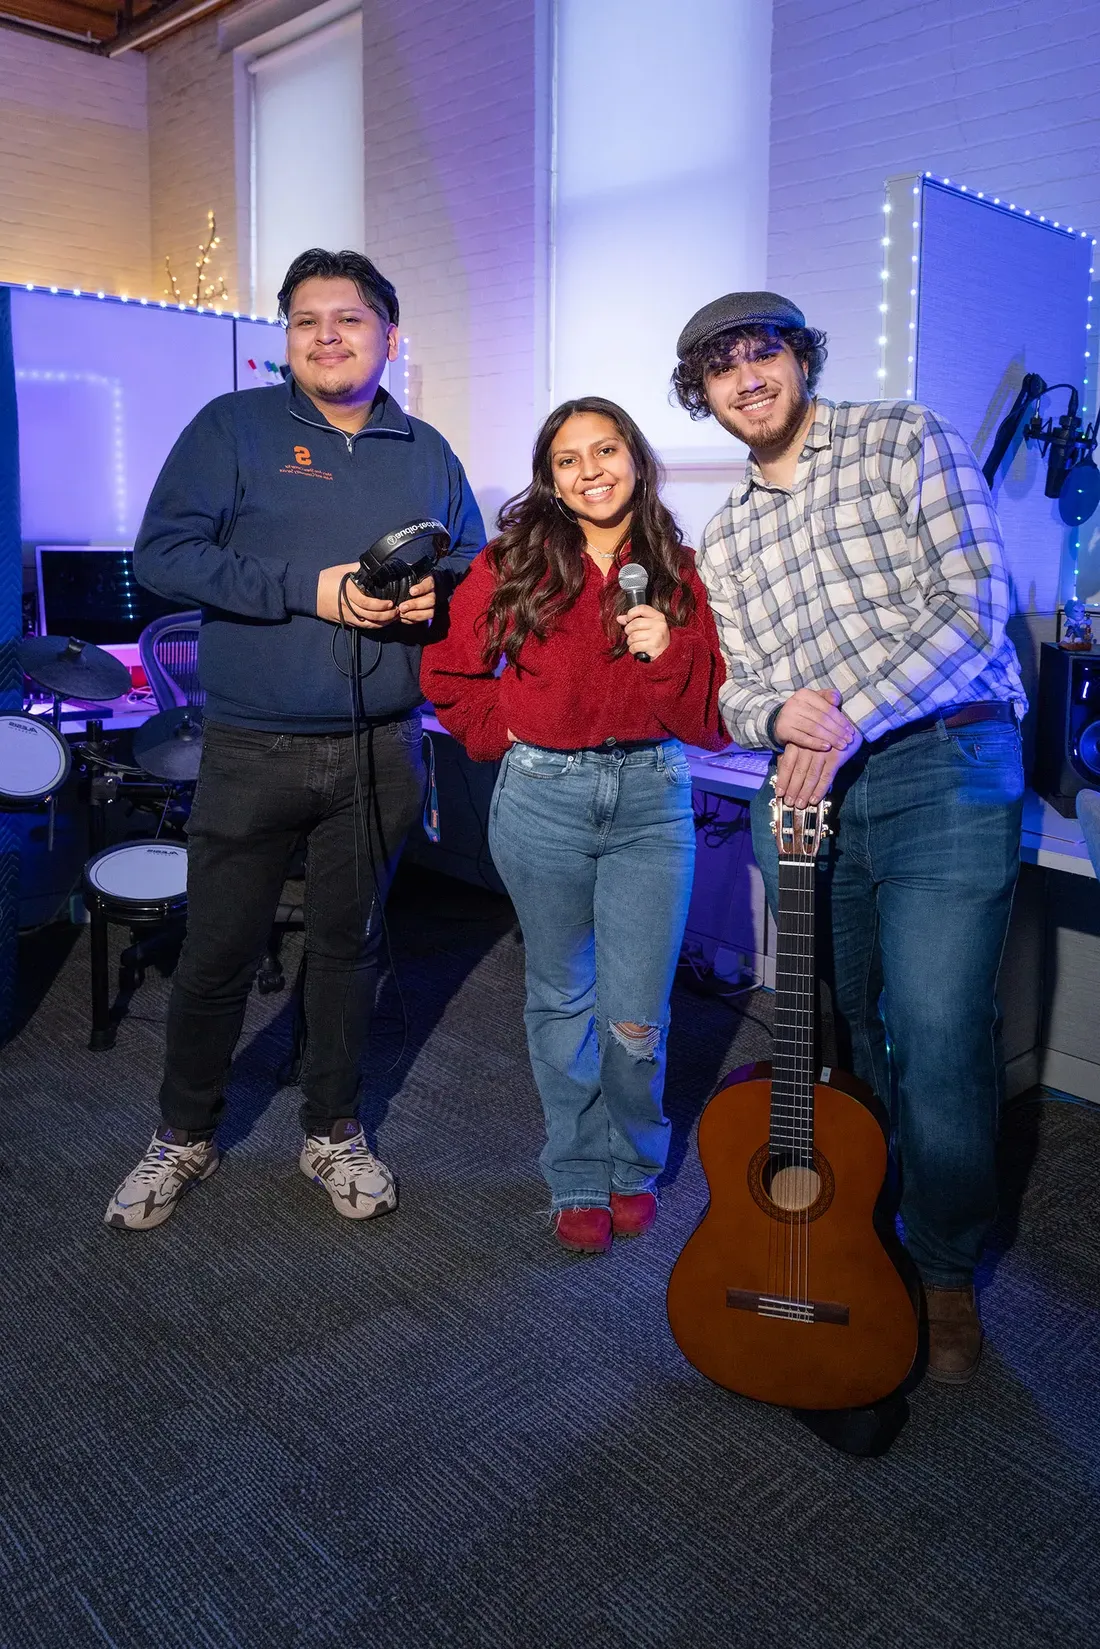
[481,396,696,668]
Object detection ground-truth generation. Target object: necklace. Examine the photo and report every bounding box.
[585,545,616,560]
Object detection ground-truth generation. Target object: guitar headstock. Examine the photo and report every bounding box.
[770,778,831,862]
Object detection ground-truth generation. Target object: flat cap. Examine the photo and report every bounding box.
[676,291,806,361]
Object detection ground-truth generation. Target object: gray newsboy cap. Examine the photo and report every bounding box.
[676,291,807,361]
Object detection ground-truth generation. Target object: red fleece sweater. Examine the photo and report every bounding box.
[420,547,729,762]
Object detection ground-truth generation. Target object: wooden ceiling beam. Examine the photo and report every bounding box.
[0,0,120,39]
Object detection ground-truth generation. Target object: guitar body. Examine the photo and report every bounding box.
[667,1061,919,1411]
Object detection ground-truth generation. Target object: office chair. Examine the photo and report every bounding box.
[138,611,204,711]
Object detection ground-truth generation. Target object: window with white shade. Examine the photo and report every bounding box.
[248,10,364,318]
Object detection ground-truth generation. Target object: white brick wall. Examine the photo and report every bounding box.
[361,0,543,510]
[0,33,152,296]
[146,19,241,311]
[770,0,1100,401]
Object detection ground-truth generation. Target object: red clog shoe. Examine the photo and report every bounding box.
[609,1191,658,1238]
[553,1205,613,1255]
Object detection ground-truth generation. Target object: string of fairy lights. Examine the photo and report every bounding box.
[877,171,1095,403]
[877,172,1097,592]
[8,280,413,413]
[19,280,281,323]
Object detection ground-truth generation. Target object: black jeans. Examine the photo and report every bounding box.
[158,716,426,1136]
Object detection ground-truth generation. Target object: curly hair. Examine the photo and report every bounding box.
[671,323,828,421]
[480,397,696,670]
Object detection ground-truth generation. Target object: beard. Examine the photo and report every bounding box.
[717,385,813,456]
[308,373,358,402]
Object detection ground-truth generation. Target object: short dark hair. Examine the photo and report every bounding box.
[277,248,399,327]
[671,322,828,420]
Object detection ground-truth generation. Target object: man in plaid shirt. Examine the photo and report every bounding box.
[675,291,1027,1387]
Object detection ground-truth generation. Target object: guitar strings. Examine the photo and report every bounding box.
[775,840,816,1310]
[799,853,813,1309]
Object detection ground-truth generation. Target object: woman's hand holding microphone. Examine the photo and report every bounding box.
[615,606,670,660]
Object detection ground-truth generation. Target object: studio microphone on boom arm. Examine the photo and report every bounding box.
[1042,387,1084,499]
[983,375,1100,527]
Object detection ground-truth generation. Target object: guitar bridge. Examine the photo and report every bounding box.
[726,1288,850,1326]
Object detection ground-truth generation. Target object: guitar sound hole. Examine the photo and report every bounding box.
[766,1159,821,1212]
[748,1144,835,1223]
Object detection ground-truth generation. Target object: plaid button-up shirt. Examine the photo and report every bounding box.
[695,398,1027,748]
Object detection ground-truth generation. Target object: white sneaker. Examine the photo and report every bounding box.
[105,1127,219,1231]
[299,1120,397,1220]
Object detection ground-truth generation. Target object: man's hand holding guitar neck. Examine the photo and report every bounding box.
[773,687,863,809]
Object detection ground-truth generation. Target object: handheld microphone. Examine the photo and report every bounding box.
[618,562,651,663]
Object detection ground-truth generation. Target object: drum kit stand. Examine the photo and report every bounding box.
[2,633,203,1049]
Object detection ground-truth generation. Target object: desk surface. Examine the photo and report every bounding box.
[683,744,1097,880]
[43,705,1095,881]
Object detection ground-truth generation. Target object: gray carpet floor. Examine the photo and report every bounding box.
[1,867,1098,1649]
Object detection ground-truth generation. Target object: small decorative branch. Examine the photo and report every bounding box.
[164,257,183,306]
[164,210,230,307]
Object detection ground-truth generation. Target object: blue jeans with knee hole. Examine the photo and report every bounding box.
[489,740,697,1211]
[750,716,1024,1287]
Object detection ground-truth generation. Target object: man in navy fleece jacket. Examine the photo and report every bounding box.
[105,248,484,1234]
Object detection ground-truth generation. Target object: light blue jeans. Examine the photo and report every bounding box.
[489,740,697,1211]
[750,716,1024,1286]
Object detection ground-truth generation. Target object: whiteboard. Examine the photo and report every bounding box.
[883,176,1093,614]
[235,316,286,392]
[9,287,398,548]
[11,290,235,545]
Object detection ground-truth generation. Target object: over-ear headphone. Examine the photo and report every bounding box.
[352,519,452,605]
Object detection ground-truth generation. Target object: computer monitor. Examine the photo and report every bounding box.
[35,546,192,647]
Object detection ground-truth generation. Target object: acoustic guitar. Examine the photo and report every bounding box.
[666,787,919,1411]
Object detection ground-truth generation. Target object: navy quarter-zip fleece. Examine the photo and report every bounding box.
[133,378,485,731]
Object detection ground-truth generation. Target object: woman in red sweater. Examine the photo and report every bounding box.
[421,397,727,1255]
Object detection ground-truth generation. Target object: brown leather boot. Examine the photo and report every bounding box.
[925,1284,983,1385]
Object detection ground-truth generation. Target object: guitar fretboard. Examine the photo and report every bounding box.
[771,857,816,1163]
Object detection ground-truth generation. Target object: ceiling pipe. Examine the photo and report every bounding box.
[0,13,100,50]
[103,0,230,55]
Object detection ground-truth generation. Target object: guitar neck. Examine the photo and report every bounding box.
[771,856,816,1161]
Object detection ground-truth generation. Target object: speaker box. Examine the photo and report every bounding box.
[1034,642,1100,817]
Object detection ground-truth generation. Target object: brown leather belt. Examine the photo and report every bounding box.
[869,700,1016,753]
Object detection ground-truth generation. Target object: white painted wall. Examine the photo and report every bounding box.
[769,0,1100,603]
[359,0,546,521]
[0,33,151,298]
[769,0,1100,405]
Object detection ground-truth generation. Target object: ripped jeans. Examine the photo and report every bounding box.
[488,740,696,1210]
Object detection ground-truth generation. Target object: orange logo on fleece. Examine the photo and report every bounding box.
[281,444,333,480]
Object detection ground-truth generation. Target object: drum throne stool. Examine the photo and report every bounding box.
[82,841,188,1050]
[76,613,202,1050]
